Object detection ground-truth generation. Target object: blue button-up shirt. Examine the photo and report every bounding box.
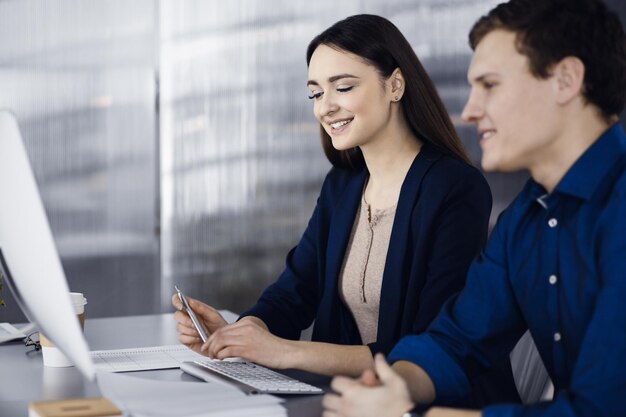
[389,123,626,417]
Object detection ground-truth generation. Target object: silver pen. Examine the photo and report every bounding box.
[175,285,208,343]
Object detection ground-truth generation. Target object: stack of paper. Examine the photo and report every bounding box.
[97,371,286,417]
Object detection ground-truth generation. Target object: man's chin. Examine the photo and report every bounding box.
[481,156,508,173]
[480,157,498,172]
[481,159,525,174]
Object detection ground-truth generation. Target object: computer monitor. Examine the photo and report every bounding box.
[0,110,95,380]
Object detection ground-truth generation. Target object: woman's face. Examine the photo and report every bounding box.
[307,45,396,151]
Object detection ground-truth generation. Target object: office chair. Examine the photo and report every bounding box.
[510,330,554,404]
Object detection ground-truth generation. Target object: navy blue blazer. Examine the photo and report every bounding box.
[242,144,520,405]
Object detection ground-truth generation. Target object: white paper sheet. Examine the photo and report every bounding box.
[97,371,286,417]
[90,344,206,372]
[0,322,35,343]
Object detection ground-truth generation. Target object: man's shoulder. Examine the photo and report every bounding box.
[491,179,538,228]
[612,157,626,197]
[591,151,626,207]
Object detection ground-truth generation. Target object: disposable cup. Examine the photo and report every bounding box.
[40,292,87,367]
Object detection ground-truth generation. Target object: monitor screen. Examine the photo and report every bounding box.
[0,110,95,380]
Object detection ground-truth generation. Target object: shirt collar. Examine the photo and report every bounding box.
[554,123,626,200]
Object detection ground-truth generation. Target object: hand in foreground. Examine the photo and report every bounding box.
[203,317,293,369]
[322,353,414,417]
[424,408,482,417]
[171,294,228,355]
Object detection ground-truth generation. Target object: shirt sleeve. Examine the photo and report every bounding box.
[388,207,527,404]
[483,190,626,417]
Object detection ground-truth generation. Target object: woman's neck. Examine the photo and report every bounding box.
[361,131,421,211]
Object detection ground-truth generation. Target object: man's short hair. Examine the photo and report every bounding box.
[469,0,626,119]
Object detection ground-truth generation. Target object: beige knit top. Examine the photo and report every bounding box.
[338,195,397,345]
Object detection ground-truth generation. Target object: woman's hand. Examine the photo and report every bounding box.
[171,294,228,355]
[203,317,295,369]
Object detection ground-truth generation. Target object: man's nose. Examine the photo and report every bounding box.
[461,89,483,123]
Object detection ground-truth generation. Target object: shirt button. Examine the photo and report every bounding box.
[548,218,558,228]
[549,275,558,285]
[554,332,562,342]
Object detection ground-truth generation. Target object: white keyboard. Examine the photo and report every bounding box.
[180,360,324,395]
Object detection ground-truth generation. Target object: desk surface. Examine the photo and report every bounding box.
[0,313,327,416]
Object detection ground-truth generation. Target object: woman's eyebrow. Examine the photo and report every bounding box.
[307,73,359,86]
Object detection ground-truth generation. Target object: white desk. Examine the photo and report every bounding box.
[0,313,327,416]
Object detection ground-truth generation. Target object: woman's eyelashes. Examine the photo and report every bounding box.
[308,90,323,100]
[307,85,355,100]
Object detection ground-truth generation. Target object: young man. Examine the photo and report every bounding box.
[322,1,626,416]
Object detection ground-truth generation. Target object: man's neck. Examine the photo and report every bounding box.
[530,111,616,193]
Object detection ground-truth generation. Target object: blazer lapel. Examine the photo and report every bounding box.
[376,144,442,350]
[324,168,368,342]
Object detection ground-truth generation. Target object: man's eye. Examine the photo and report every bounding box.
[308,91,323,100]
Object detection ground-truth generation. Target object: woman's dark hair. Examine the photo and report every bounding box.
[306,14,471,170]
[469,0,626,120]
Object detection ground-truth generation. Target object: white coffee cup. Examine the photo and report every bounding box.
[42,366,85,399]
[40,292,88,367]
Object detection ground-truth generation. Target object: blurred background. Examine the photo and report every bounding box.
[1,0,625,322]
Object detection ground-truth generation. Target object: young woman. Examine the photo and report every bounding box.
[173,14,519,407]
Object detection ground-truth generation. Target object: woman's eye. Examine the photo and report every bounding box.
[308,91,323,100]
[337,86,353,93]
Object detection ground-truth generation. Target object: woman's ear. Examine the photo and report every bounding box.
[390,68,405,102]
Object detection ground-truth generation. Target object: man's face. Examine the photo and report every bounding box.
[462,30,562,174]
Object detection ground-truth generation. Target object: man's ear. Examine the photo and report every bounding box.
[553,56,585,105]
